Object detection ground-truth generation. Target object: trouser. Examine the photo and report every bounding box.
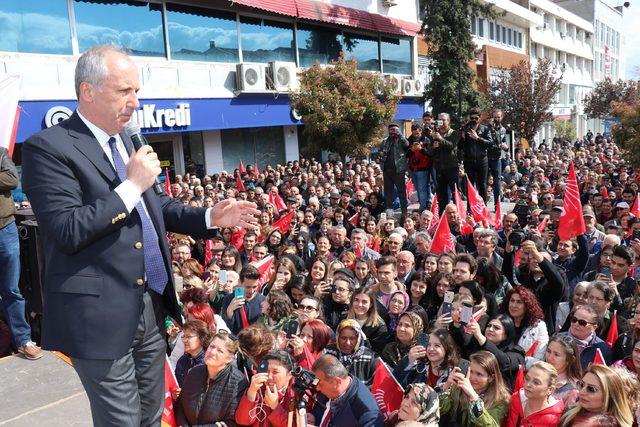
[411,169,433,211]
[71,290,166,427]
[465,157,489,202]
[0,222,31,348]
[488,157,502,205]
[383,169,408,215]
[436,167,458,215]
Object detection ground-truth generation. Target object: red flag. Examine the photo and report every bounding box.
[269,191,287,212]
[164,168,172,198]
[406,178,415,201]
[354,243,364,258]
[525,340,540,357]
[372,238,381,253]
[349,212,359,226]
[371,361,403,421]
[592,348,606,365]
[454,185,473,235]
[252,255,275,287]
[606,311,619,347]
[238,159,245,175]
[231,228,246,251]
[557,161,586,241]
[495,201,503,231]
[429,214,457,255]
[235,175,245,191]
[537,216,549,233]
[428,195,440,235]
[204,239,213,265]
[632,194,640,217]
[513,340,540,393]
[162,357,179,427]
[271,210,295,234]
[466,177,493,225]
[601,186,609,199]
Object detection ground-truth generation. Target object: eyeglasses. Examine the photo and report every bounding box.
[297,304,318,312]
[576,380,599,394]
[570,316,595,327]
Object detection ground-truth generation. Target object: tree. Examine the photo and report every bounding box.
[420,0,501,123]
[290,54,399,158]
[583,78,640,119]
[489,59,562,144]
[611,101,640,166]
[553,120,576,142]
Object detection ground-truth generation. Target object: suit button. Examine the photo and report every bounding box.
[134,242,143,249]
[136,279,144,286]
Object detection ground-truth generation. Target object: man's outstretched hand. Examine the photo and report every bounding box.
[210,199,261,231]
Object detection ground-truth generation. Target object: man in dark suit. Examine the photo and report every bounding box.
[21,45,259,426]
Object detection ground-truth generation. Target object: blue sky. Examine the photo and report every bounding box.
[624,4,640,78]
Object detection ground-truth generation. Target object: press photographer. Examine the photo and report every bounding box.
[458,108,492,202]
[407,124,434,211]
[487,109,508,204]
[379,124,410,218]
[426,113,461,213]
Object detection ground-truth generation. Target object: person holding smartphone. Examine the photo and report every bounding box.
[221,265,265,334]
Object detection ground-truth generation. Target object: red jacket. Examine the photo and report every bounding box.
[406,145,432,171]
[504,389,565,427]
[293,345,321,372]
[235,378,296,427]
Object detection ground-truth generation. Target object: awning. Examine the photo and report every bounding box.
[230,0,422,37]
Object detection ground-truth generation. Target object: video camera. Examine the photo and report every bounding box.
[292,366,319,395]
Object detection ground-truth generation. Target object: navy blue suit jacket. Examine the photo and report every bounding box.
[22,112,212,360]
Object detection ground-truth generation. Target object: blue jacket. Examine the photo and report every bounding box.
[313,375,383,427]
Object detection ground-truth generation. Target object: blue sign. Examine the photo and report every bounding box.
[16,97,425,142]
[603,118,621,137]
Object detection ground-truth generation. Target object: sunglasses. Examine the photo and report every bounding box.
[296,304,318,312]
[570,316,595,327]
[576,380,599,394]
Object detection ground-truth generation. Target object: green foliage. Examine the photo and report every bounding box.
[611,102,640,167]
[583,78,640,119]
[290,54,399,158]
[489,59,562,144]
[553,120,576,142]
[420,0,501,123]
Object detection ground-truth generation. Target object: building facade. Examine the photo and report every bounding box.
[2,0,424,176]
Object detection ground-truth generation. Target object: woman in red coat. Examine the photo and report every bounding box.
[505,361,565,427]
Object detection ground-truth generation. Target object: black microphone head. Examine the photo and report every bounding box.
[124,120,141,138]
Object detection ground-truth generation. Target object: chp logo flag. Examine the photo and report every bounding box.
[269,190,288,212]
[466,177,493,226]
[429,213,457,254]
[557,161,586,241]
[371,361,403,421]
[162,357,179,427]
[252,255,275,287]
[0,74,21,157]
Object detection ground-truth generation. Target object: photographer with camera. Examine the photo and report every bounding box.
[379,124,410,218]
[487,109,508,204]
[407,124,433,211]
[459,108,492,202]
[426,113,461,213]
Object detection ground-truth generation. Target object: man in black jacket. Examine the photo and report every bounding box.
[459,108,493,202]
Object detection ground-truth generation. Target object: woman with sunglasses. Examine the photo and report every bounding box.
[287,319,332,371]
[439,351,511,426]
[544,335,583,406]
[175,332,248,426]
[504,361,565,427]
[322,276,355,331]
[381,311,424,369]
[560,305,613,368]
[294,295,324,323]
[559,364,633,427]
[347,289,389,355]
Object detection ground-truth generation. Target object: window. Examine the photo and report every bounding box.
[0,0,72,54]
[166,5,238,62]
[478,18,484,37]
[381,37,412,75]
[471,16,476,35]
[496,24,501,42]
[240,17,294,63]
[297,24,342,67]
[508,28,512,46]
[342,33,380,71]
[502,27,506,44]
[517,32,522,48]
[489,22,495,40]
[74,0,164,56]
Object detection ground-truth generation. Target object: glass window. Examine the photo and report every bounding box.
[496,24,501,42]
[74,0,164,56]
[342,33,380,71]
[381,37,412,75]
[502,27,506,44]
[478,18,484,37]
[240,16,294,63]
[508,28,512,46]
[489,22,494,40]
[0,0,72,54]
[517,32,522,48]
[166,5,238,62]
[471,16,476,34]
[297,24,342,67]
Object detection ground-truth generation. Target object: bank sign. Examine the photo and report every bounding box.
[130,103,191,128]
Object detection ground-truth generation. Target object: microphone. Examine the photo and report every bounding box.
[124,121,163,195]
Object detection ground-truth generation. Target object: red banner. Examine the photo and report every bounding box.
[162,357,179,427]
[557,162,586,241]
[429,214,457,255]
[371,361,403,421]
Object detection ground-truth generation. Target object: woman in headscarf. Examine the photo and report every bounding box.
[384,383,440,427]
[381,311,424,369]
[385,290,410,333]
[324,319,380,387]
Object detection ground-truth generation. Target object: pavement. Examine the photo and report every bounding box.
[0,351,91,426]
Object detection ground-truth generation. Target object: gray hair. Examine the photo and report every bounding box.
[75,45,129,98]
[438,112,451,121]
[351,228,367,238]
[478,229,498,246]
[312,354,349,379]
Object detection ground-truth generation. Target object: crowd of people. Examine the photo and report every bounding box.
[3,109,640,426]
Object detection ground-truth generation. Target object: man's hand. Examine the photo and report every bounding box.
[126,145,161,194]
[210,199,260,231]
[467,129,479,140]
[226,296,245,319]
[521,240,544,263]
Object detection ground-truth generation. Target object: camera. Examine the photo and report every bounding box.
[508,229,528,249]
[492,118,501,129]
[292,366,318,393]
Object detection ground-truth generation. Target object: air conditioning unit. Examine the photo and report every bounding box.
[401,78,415,96]
[414,79,424,95]
[383,74,402,95]
[236,63,267,92]
[268,61,298,92]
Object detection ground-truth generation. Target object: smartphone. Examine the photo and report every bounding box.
[202,271,211,281]
[234,287,245,299]
[442,291,454,316]
[218,270,227,285]
[329,284,337,294]
[460,303,474,326]
[416,333,429,348]
[600,266,612,278]
[284,319,300,339]
[436,119,443,127]
[257,359,269,374]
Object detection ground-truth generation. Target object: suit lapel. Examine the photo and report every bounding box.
[69,113,118,183]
